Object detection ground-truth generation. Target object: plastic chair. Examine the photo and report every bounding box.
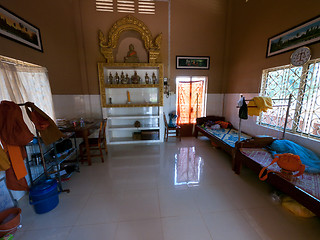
[79,119,108,163]
[163,113,181,142]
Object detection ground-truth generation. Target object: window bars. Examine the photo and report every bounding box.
[259,59,320,140]
[237,95,292,142]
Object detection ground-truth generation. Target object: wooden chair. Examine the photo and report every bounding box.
[79,119,108,163]
[163,113,181,142]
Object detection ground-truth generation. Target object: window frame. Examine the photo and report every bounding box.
[258,58,320,140]
[175,76,208,124]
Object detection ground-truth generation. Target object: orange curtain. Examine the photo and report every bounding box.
[177,80,204,124]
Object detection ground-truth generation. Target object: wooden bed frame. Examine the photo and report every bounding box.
[194,116,235,156]
[233,137,320,217]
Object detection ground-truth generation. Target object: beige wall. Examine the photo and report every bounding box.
[170,0,227,93]
[2,0,320,95]
[77,0,168,95]
[0,0,168,95]
[224,0,320,93]
[0,0,83,94]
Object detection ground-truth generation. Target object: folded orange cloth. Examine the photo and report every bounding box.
[6,145,28,180]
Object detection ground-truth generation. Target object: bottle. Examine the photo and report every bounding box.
[80,118,85,127]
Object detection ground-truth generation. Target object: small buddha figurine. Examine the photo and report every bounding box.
[145,73,150,84]
[108,72,113,84]
[120,72,126,84]
[125,73,130,84]
[114,72,120,84]
[152,72,157,84]
[124,44,139,63]
[131,71,140,84]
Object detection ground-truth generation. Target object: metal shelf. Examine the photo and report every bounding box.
[108,114,159,119]
[109,137,160,144]
[108,125,159,130]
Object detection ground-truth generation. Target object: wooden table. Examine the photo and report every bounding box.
[59,120,100,166]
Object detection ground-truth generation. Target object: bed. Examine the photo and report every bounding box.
[233,137,320,217]
[194,116,251,156]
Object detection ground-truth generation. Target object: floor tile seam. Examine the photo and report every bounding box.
[22,222,75,231]
[238,208,271,240]
[113,216,163,224]
[17,225,72,233]
[199,209,217,240]
[151,186,164,240]
[71,193,92,225]
[63,225,74,240]
[112,221,120,240]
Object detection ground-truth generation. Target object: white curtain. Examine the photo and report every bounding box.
[0,61,56,133]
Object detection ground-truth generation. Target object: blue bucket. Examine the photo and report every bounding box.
[29,179,60,214]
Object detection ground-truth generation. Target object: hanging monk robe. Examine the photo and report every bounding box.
[0,101,34,191]
[25,102,63,145]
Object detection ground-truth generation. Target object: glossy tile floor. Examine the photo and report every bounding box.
[15,137,320,240]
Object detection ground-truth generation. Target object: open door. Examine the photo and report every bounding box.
[176,77,207,136]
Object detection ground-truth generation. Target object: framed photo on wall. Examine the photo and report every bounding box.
[176,56,210,70]
[267,15,320,57]
[0,5,43,52]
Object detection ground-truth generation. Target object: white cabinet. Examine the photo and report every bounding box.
[98,63,164,144]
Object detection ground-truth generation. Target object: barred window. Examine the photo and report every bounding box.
[258,58,320,140]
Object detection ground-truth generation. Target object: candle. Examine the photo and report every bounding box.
[127,90,131,102]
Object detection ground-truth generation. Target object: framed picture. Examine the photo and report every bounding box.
[0,5,43,52]
[267,15,320,57]
[176,56,210,70]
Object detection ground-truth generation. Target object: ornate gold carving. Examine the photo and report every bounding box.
[97,63,107,107]
[98,15,162,63]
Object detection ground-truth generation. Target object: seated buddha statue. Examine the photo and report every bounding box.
[124,44,139,63]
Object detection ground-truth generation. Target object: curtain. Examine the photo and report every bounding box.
[0,61,55,133]
[177,80,204,124]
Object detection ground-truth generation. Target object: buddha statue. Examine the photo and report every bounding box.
[124,44,139,63]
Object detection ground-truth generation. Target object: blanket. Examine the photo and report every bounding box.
[269,140,320,173]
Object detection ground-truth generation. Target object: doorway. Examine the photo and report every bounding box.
[176,76,207,136]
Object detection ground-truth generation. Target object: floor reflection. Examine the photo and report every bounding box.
[174,147,203,186]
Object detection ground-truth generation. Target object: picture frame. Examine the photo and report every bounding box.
[176,56,210,70]
[0,5,43,52]
[267,15,320,57]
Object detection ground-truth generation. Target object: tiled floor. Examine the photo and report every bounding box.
[14,137,320,240]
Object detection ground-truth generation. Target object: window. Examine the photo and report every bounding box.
[96,0,114,12]
[96,0,156,14]
[258,58,320,139]
[117,0,135,13]
[176,77,207,124]
[138,0,155,15]
[0,55,55,131]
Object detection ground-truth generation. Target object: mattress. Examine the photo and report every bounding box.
[240,148,320,200]
[199,127,251,147]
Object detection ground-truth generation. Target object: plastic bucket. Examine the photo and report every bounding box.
[0,207,21,237]
[29,179,60,214]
